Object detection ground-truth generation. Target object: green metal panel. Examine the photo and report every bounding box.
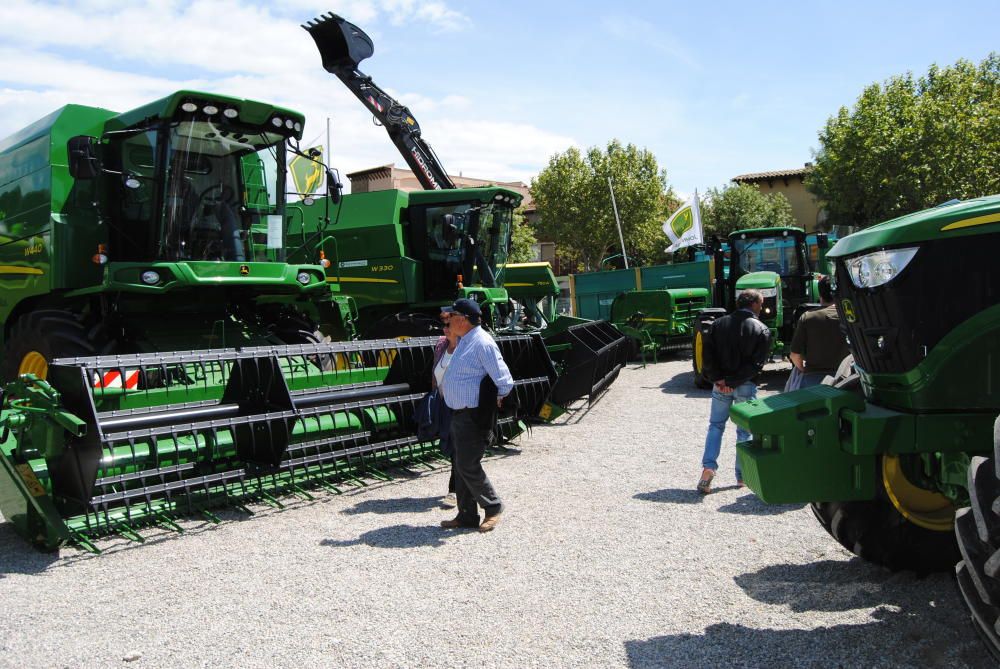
[572,267,638,320]
[638,260,711,292]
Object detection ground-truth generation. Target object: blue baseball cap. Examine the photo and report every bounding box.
[441,298,482,322]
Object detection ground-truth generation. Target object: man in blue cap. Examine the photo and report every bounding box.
[438,298,514,532]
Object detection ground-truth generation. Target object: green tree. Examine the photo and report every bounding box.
[508,207,537,264]
[808,53,1000,228]
[530,140,673,271]
[700,183,796,238]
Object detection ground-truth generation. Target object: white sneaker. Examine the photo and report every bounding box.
[441,493,457,508]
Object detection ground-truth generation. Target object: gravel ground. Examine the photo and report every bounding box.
[0,355,992,668]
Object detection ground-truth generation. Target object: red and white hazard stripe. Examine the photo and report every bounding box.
[93,369,140,390]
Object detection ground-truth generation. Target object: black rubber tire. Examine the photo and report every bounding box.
[953,417,1000,660]
[268,313,335,371]
[364,311,442,340]
[2,309,113,381]
[807,357,961,574]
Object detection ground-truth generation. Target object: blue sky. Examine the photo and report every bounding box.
[1,0,997,197]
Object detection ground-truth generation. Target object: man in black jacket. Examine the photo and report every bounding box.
[698,289,771,494]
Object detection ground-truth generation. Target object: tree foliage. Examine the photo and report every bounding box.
[808,53,1000,228]
[508,207,537,264]
[530,140,673,271]
[700,183,796,238]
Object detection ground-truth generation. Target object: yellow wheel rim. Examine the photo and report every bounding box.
[882,455,955,532]
[694,331,704,375]
[18,351,48,379]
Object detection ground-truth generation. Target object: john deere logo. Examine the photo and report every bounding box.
[841,298,856,323]
[240,264,250,276]
[671,207,694,238]
[289,146,325,198]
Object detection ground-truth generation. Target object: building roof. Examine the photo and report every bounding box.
[732,166,812,183]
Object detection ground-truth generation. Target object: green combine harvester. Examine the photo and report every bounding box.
[0,89,557,552]
[692,226,830,387]
[294,13,628,410]
[728,195,1000,658]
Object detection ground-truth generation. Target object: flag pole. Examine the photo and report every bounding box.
[608,176,628,269]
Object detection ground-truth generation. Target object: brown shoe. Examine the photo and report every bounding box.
[479,513,502,533]
[697,468,715,494]
[441,516,479,529]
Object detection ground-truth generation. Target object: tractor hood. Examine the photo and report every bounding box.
[828,195,1000,259]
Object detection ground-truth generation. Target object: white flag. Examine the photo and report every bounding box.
[663,191,703,253]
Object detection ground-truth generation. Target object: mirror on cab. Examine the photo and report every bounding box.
[68,136,101,180]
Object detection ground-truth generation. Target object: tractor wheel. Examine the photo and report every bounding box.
[953,417,1000,660]
[809,360,960,573]
[691,329,712,389]
[2,309,114,382]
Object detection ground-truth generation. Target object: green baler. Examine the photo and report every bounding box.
[728,196,1000,656]
[610,288,711,352]
[0,91,558,552]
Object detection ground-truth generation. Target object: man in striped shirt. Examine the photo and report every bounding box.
[438,298,514,533]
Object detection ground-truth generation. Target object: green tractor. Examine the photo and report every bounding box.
[728,195,1000,657]
[692,226,830,387]
[0,90,557,552]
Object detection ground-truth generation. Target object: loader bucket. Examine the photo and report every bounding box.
[0,334,554,552]
[544,320,629,407]
[303,12,374,73]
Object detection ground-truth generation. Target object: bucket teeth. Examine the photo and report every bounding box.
[1,335,555,549]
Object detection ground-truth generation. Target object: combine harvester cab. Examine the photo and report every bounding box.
[726,195,1000,656]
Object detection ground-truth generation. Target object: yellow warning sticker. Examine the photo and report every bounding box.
[15,464,46,497]
[538,403,553,420]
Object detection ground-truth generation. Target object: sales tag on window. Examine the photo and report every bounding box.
[267,215,283,249]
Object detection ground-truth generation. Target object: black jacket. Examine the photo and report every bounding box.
[702,309,771,387]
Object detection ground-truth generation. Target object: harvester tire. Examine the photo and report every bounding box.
[269,314,335,371]
[2,309,114,381]
[809,361,960,573]
[953,417,1000,660]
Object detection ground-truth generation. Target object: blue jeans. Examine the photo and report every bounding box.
[702,382,757,480]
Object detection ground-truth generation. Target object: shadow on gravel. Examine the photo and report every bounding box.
[634,488,705,505]
[624,610,991,669]
[320,523,452,549]
[716,493,805,516]
[342,496,443,515]
[0,524,61,577]
[631,556,991,667]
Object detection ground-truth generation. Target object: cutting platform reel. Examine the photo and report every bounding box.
[0,334,555,552]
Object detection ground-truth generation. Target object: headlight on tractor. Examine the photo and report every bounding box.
[296,271,312,285]
[758,287,778,298]
[846,247,919,288]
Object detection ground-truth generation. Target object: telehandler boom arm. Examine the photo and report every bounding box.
[303,13,455,191]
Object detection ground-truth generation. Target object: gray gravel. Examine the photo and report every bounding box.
[0,356,992,668]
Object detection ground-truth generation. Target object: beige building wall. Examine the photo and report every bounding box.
[347,164,532,208]
[732,166,826,232]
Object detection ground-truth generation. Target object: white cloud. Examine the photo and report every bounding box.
[0,1,569,187]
